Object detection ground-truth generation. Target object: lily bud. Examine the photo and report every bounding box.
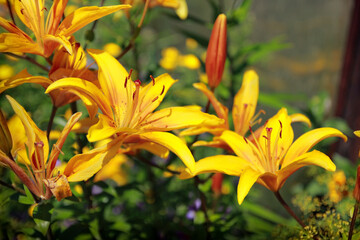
[354,166,360,202]
[0,110,12,157]
[206,14,227,89]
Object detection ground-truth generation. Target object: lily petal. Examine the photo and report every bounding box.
[278,150,336,190]
[48,112,82,178]
[87,114,118,142]
[57,5,131,36]
[139,73,177,118]
[0,33,41,55]
[0,71,52,94]
[259,108,293,162]
[87,49,130,109]
[43,34,73,56]
[232,70,259,136]
[179,155,250,179]
[193,82,228,122]
[237,168,262,205]
[282,127,347,168]
[136,131,195,173]
[141,106,224,131]
[65,138,123,182]
[6,96,49,163]
[219,130,261,168]
[46,0,69,35]
[46,77,112,118]
[290,113,311,127]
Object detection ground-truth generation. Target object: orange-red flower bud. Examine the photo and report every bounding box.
[211,172,224,196]
[354,166,360,202]
[206,14,227,89]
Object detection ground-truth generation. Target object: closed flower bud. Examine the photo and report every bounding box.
[206,14,227,89]
[354,166,360,202]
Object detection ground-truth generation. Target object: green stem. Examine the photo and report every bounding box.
[136,155,180,175]
[6,0,16,25]
[194,176,211,239]
[46,105,58,140]
[70,102,83,154]
[348,201,359,240]
[274,191,306,228]
[4,53,48,72]
[0,179,25,195]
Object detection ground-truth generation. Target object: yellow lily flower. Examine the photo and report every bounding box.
[160,47,201,71]
[0,37,98,107]
[181,108,347,205]
[46,49,223,174]
[181,70,311,146]
[122,0,187,20]
[0,96,82,200]
[0,0,130,57]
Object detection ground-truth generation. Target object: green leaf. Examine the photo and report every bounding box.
[242,201,287,224]
[89,218,101,240]
[194,211,205,225]
[33,218,50,236]
[111,221,131,233]
[228,0,252,26]
[32,202,54,222]
[258,93,300,113]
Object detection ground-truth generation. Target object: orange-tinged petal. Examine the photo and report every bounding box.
[139,73,177,118]
[6,95,49,163]
[87,114,118,142]
[46,77,112,118]
[0,71,52,94]
[57,5,131,36]
[179,155,250,179]
[232,70,259,136]
[237,168,262,205]
[136,131,195,173]
[43,34,73,57]
[46,0,69,35]
[290,113,311,127]
[13,0,44,33]
[278,150,336,191]
[48,112,82,178]
[193,82,228,121]
[0,17,31,40]
[65,138,123,182]
[0,33,42,55]
[257,172,279,192]
[282,127,347,168]
[141,106,224,131]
